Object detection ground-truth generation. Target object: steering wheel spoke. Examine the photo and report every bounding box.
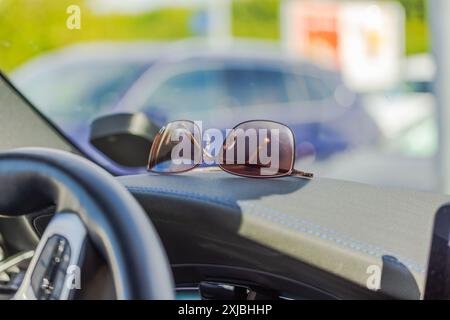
[14,213,87,300]
[0,148,173,300]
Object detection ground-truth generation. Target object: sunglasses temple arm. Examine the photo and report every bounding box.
[291,169,314,179]
[187,130,217,161]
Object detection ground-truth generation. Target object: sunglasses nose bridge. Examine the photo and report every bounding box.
[202,149,216,162]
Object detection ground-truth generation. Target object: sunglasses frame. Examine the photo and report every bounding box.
[147,119,313,179]
[147,120,202,174]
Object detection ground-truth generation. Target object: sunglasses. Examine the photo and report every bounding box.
[147,120,313,179]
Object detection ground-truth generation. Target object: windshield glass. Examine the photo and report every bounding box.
[0,0,443,192]
[15,61,150,120]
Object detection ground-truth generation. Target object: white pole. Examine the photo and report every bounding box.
[429,0,450,193]
[207,0,232,47]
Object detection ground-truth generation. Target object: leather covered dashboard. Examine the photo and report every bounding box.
[117,171,450,299]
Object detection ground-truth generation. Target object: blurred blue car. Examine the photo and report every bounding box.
[12,40,380,175]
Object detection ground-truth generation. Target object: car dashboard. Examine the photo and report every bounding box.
[113,171,450,300]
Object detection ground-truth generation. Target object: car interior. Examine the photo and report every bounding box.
[2,0,450,303]
[0,71,449,300]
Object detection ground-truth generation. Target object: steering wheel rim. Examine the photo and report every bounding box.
[0,148,174,300]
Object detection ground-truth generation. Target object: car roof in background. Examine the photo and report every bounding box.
[11,38,341,113]
[12,38,332,81]
[10,41,167,85]
[155,38,330,72]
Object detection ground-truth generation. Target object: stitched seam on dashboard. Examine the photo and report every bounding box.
[126,185,426,273]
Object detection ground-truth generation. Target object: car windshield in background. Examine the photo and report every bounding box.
[0,0,440,192]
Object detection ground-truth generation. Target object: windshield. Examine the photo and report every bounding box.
[0,0,442,192]
[14,61,150,120]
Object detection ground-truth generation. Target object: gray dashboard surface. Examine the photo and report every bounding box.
[118,171,450,299]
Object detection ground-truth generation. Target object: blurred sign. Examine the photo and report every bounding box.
[282,1,405,92]
[282,2,340,69]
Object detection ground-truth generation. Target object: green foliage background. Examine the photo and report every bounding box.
[0,0,429,72]
[397,0,430,53]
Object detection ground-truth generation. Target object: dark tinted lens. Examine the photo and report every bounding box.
[220,121,294,177]
[147,120,202,173]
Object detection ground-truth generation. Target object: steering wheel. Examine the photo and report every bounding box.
[0,148,174,300]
